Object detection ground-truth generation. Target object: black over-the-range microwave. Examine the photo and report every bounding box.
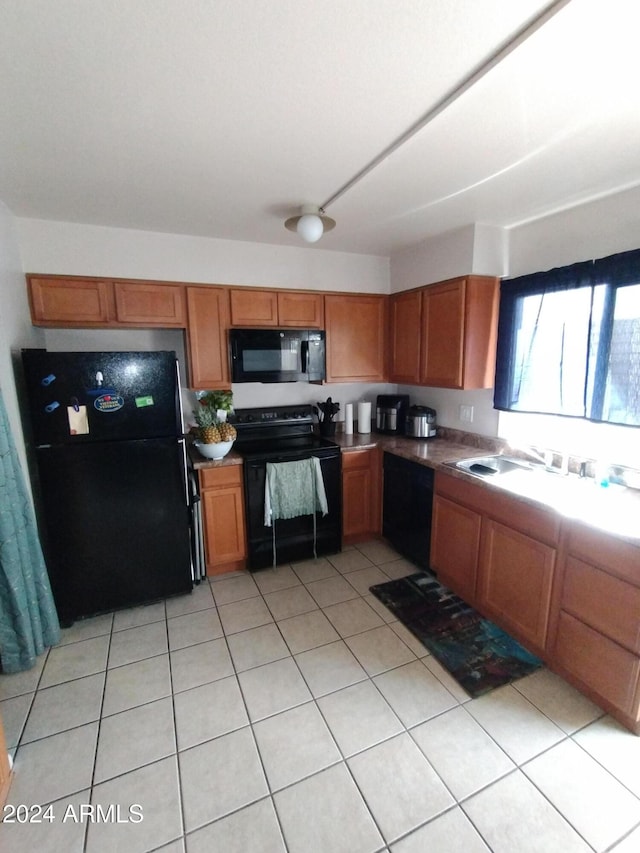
[229,328,326,383]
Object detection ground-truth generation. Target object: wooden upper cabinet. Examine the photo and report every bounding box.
[186,287,231,390]
[28,275,113,326]
[389,289,422,384]
[277,291,324,327]
[229,289,278,326]
[325,294,387,382]
[114,281,185,327]
[28,275,187,328]
[420,276,499,389]
[421,279,465,387]
[229,288,323,328]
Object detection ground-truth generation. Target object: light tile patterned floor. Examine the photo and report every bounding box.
[2,541,640,852]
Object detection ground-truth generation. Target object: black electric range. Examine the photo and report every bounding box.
[230,405,342,570]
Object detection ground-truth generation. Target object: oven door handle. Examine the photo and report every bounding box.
[301,340,309,374]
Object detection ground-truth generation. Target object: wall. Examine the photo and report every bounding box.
[16,219,390,293]
[507,184,640,277]
[389,223,507,293]
[0,202,45,478]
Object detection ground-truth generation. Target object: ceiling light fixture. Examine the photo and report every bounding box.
[284,205,336,243]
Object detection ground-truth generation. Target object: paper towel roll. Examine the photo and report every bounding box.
[357,401,371,434]
[344,403,353,435]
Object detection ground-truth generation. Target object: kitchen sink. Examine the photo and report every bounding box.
[451,454,535,477]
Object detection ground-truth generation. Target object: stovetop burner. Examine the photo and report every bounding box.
[231,404,339,460]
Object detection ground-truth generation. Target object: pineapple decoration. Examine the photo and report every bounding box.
[193,391,237,445]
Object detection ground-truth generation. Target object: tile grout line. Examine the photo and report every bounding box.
[4,541,639,852]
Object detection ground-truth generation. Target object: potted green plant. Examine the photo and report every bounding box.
[192,391,236,458]
[196,390,233,419]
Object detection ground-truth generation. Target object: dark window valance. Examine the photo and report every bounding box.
[494,249,640,427]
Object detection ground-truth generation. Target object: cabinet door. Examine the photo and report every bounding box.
[201,467,246,573]
[114,282,186,326]
[554,611,640,717]
[420,279,465,388]
[230,289,278,326]
[325,294,386,382]
[562,556,640,655]
[389,289,422,384]
[277,291,324,327]
[28,276,113,326]
[0,711,11,807]
[342,449,380,542]
[431,494,481,604]
[186,287,231,389]
[478,518,556,655]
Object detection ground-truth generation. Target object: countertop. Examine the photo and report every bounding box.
[190,432,640,545]
[349,433,640,545]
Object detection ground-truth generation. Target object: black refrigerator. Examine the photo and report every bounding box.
[21,349,193,625]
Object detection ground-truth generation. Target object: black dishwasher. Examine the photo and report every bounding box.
[382,452,434,569]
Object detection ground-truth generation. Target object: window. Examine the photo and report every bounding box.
[494,249,640,428]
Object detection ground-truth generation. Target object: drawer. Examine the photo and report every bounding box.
[554,611,640,716]
[435,471,560,546]
[563,556,640,654]
[342,448,376,471]
[200,464,243,489]
[566,522,640,586]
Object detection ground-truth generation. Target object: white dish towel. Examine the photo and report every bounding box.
[264,457,328,566]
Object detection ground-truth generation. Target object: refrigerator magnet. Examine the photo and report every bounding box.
[94,394,124,413]
[67,405,89,435]
[135,395,155,408]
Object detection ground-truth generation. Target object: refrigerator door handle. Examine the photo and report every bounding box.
[179,438,189,506]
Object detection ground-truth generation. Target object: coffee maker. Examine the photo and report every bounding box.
[375,394,410,435]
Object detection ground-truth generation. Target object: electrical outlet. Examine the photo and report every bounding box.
[459,404,474,423]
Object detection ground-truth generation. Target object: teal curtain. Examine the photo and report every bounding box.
[0,388,60,672]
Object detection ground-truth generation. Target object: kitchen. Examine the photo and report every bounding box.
[2,2,640,852]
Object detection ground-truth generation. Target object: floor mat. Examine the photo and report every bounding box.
[369,571,542,698]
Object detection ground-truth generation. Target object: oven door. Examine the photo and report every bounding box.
[229,329,325,383]
[243,449,342,570]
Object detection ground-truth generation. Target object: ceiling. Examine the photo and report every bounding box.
[1,0,640,257]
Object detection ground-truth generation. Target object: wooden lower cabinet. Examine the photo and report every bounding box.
[548,521,640,732]
[478,518,556,656]
[342,448,381,544]
[431,472,558,658]
[431,492,481,604]
[554,611,640,718]
[200,465,246,575]
[0,712,12,807]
